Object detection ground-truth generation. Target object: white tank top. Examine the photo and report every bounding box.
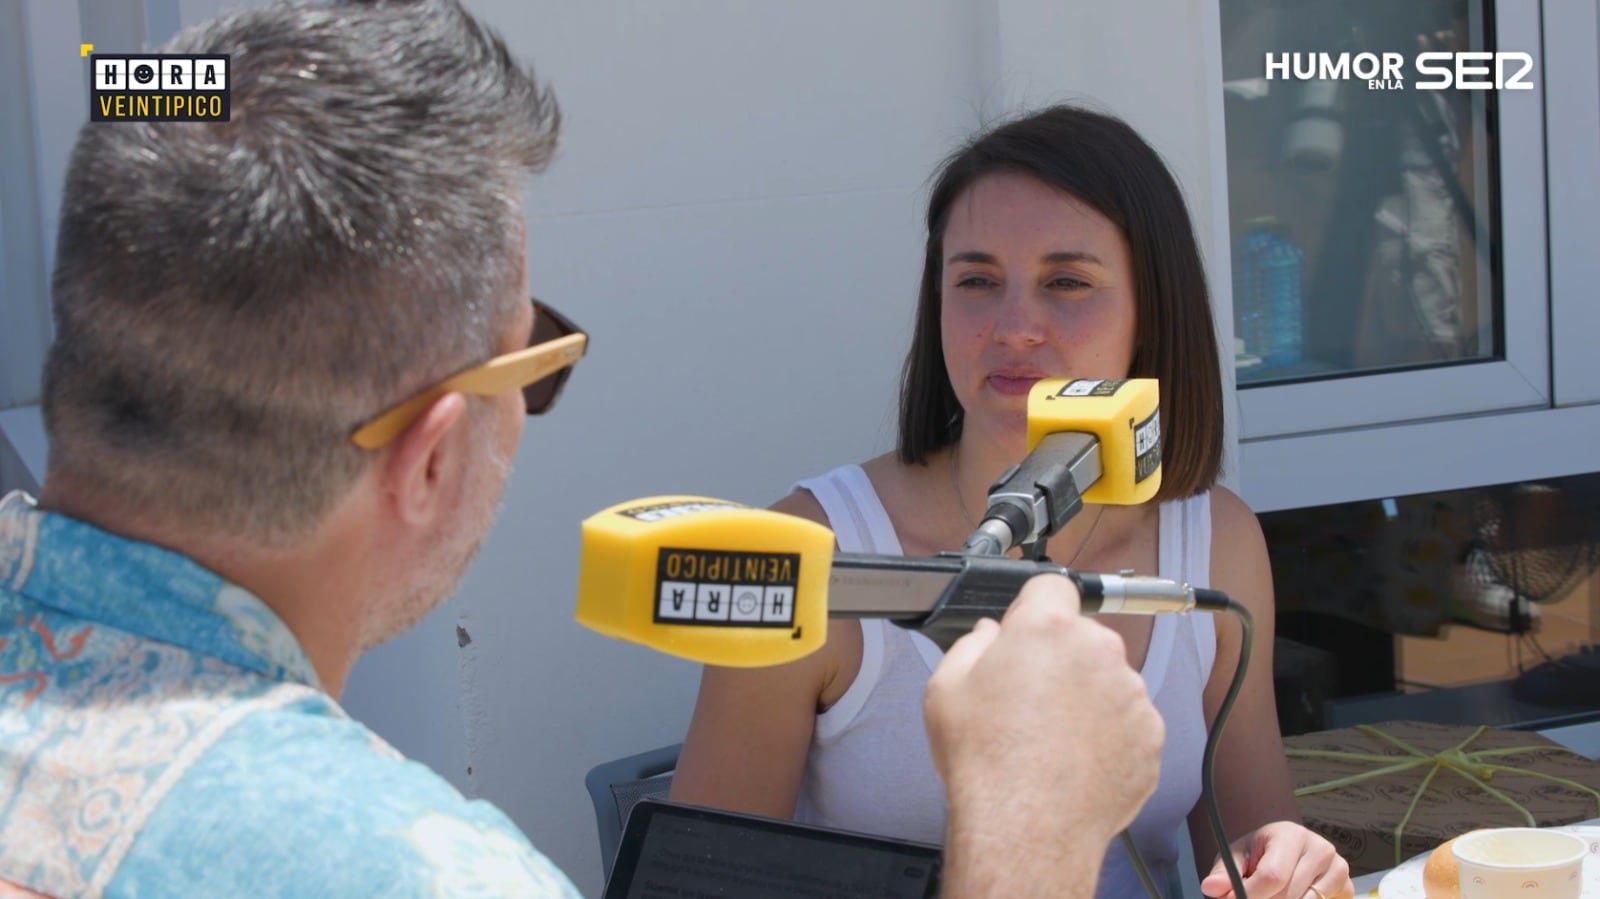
[791,464,1216,899]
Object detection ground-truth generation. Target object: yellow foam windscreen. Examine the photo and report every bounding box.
[1026,378,1161,505]
[575,496,836,667]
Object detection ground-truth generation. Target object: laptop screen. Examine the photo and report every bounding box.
[604,799,943,899]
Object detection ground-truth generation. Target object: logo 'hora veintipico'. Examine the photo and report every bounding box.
[88,50,231,122]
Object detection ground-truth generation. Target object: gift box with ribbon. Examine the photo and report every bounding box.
[1284,720,1600,875]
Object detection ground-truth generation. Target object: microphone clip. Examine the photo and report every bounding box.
[960,432,1101,559]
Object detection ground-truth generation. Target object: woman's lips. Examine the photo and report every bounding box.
[987,374,1044,396]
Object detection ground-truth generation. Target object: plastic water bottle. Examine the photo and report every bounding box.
[1233,220,1304,368]
[1233,227,1271,363]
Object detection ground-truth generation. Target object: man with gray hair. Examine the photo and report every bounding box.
[0,1,1163,896]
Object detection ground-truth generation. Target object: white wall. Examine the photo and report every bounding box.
[343,1,983,893]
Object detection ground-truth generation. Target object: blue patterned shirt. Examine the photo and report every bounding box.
[0,491,581,898]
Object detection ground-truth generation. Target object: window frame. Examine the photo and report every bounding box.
[1232,1,1550,442]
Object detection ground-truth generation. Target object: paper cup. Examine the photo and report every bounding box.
[1452,828,1587,899]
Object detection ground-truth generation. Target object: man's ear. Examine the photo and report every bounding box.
[380,392,471,527]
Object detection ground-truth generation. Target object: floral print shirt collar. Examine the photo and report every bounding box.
[0,490,321,691]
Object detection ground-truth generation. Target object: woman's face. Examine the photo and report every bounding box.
[939,171,1138,453]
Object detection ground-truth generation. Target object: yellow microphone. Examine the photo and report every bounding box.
[963,377,1161,557]
[575,491,1214,667]
[575,497,835,667]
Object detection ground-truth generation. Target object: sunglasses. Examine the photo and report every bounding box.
[350,298,587,450]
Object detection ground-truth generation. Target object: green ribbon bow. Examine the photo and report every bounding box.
[1286,724,1600,868]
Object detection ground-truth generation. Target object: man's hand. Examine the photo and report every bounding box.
[924,574,1165,898]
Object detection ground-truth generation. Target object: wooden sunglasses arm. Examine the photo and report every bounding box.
[349,333,587,450]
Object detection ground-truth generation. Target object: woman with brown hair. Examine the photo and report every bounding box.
[671,104,1351,899]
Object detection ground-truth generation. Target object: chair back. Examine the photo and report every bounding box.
[584,742,682,876]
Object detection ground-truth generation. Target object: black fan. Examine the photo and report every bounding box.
[1474,486,1600,605]
[1466,483,1600,708]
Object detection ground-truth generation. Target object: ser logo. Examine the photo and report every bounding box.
[89,52,230,122]
[1265,51,1534,91]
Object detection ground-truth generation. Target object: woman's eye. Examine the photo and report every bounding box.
[954,274,998,290]
[1048,275,1091,291]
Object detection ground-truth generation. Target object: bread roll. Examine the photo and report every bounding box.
[1423,830,1487,899]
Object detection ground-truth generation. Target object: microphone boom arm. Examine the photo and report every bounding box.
[826,552,1210,650]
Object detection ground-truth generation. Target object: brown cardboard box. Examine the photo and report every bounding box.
[1284,720,1600,875]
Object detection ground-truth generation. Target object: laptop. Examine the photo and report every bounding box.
[603,799,944,899]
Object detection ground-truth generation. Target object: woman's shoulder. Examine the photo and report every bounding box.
[780,452,957,559]
[771,487,829,525]
[862,451,952,504]
[858,451,908,481]
[1201,483,1274,621]
[1202,484,1265,546]
[775,454,919,517]
[772,458,871,522]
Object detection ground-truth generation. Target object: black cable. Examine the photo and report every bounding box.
[1121,829,1164,899]
[1106,589,1249,899]
[1524,630,1563,667]
[1194,589,1252,899]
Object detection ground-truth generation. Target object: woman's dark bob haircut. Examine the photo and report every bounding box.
[897,104,1224,500]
